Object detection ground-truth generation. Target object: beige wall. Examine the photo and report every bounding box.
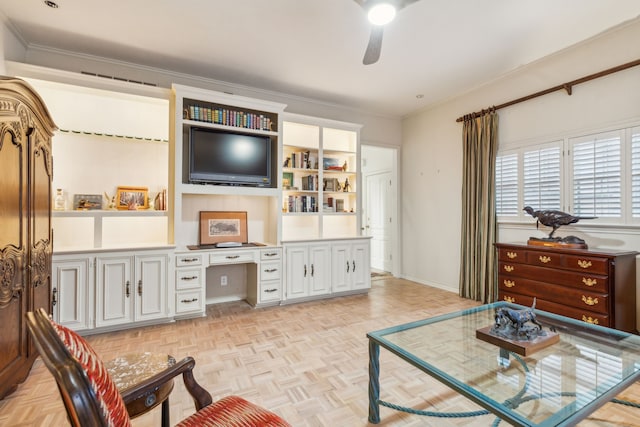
[401,17,640,325]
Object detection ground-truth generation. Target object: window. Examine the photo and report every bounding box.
[496,125,640,225]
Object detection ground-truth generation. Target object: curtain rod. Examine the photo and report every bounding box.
[456,58,640,122]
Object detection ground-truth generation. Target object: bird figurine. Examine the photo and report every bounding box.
[523,206,596,239]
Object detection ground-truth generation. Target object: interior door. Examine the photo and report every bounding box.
[365,171,392,271]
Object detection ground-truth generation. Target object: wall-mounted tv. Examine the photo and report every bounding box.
[187,127,272,187]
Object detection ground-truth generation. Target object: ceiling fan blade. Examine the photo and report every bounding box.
[363,26,384,65]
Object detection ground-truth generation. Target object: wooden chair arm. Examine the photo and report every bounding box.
[120,356,213,410]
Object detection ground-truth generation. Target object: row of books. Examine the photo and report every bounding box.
[301,174,318,191]
[186,105,273,131]
[286,195,317,213]
[287,150,317,169]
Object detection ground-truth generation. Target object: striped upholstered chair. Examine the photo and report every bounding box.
[26,308,290,427]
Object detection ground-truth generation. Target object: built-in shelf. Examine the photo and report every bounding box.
[53,210,168,217]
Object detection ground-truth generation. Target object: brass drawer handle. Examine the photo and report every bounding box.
[582,315,599,325]
[503,280,515,288]
[539,256,551,264]
[503,265,514,272]
[506,251,517,259]
[582,277,597,287]
[581,295,598,306]
[503,296,515,303]
[577,260,592,269]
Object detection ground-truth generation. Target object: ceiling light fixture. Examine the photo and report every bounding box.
[44,1,59,8]
[367,2,396,26]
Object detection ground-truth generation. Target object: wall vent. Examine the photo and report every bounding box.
[80,71,157,87]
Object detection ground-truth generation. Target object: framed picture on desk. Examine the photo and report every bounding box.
[199,211,248,245]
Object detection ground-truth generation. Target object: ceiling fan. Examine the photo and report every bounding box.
[353,0,420,65]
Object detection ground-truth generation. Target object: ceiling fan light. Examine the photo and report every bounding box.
[368,3,396,26]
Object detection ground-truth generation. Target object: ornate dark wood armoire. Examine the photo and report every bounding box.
[0,77,56,399]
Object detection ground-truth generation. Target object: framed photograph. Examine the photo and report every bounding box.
[116,186,149,210]
[199,211,248,245]
[73,194,102,210]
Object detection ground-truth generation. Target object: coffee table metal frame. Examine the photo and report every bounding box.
[367,302,640,426]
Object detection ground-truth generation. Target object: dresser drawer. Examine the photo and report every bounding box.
[498,247,526,263]
[260,248,282,261]
[175,290,204,314]
[562,254,609,275]
[526,250,564,268]
[175,269,202,290]
[209,250,256,265]
[498,263,608,292]
[260,261,281,281]
[176,253,203,267]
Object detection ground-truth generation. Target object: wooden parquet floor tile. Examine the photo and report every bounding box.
[0,276,639,426]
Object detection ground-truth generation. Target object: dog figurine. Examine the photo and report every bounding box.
[494,298,542,335]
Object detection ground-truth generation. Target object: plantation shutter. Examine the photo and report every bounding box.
[631,127,640,217]
[495,152,518,216]
[523,146,561,211]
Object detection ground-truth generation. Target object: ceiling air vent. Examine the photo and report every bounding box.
[80,71,157,87]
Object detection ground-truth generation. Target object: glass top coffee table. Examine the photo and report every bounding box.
[367,302,640,426]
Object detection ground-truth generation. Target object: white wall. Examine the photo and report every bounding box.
[402,17,640,324]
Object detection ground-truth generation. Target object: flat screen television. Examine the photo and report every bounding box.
[187,127,272,187]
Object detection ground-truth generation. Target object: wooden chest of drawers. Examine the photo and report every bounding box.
[495,243,638,333]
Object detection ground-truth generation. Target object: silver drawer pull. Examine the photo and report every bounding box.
[264,268,278,273]
[180,298,198,303]
[264,288,278,293]
[264,252,278,257]
[181,257,199,263]
[181,276,198,281]
[226,255,240,259]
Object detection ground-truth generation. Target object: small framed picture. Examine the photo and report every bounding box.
[199,211,248,245]
[116,186,149,210]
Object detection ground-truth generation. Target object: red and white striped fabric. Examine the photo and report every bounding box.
[177,395,291,427]
[50,320,131,427]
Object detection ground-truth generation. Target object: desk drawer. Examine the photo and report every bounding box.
[176,290,204,314]
[176,254,203,267]
[260,261,281,281]
[209,251,256,265]
[175,269,202,290]
[259,281,281,302]
[261,248,282,261]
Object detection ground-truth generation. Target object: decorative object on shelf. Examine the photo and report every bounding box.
[116,186,149,210]
[199,211,248,246]
[342,161,348,172]
[523,206,596,249]
[323,157,342,171]
[73,194,102,210]
[283,157,290,168]
[323,177,339,192]
[103,192,117,210]
[282,172,293,189]
[335,199,345,212]
[54,188,66,211]
[343,178,351,192]
[153,189,167,211]
[476,300,559,356]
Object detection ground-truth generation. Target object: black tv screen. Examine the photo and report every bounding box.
[188,127,271,187]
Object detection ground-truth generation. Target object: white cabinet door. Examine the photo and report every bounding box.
[52,257,92,331]
[308,244,331,296]
[331,243,351,293]
[285,245,309,299]
[350,241,370,290]
[96,255,133,328]
[135,254,168,322]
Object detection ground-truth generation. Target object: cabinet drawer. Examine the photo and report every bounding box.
[526,250,563,268]
[562,254,609,275]
[498,265,609,292]
[498,248,526,263]
[176,290,204,314]
[260,261,281,281]
[259,281,281,302]
[261,248,282,261]
[209,251,256,265]
[176,254,203,267]
[175,269,202,290]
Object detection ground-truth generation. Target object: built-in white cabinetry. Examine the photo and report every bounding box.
[331,240,370,293]
[285,243,331,300]
[95,251,170,328]
[282,114,362,241]
[174,252,205,317]
[283,238,370,302]
[51,256,93,332]
[248,248,284,306]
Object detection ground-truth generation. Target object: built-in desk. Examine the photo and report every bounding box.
[174,245,282,317]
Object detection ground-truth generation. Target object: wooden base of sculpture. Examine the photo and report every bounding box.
[527,238,587,249]
[476,326,560,356]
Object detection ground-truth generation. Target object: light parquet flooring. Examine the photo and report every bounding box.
[1,276,639,426]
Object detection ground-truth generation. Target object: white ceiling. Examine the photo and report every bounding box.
[1,0,640,117]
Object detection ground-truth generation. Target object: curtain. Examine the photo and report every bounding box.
[459,111,499,303]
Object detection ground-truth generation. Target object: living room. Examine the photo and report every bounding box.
[1,1,640,425]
